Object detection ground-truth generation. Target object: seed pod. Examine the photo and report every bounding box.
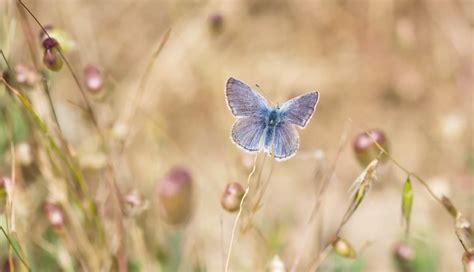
[221,182,244,212]
[208,13,224,34]
[42,38,63,71]
[353,129,389,167]
[463,250,474,272]
[401,176,413,235]
[43,201,65,231]
[157,166,193,225]
[393,242,416,271]
[332,237,356,259]
[84,64,104,95]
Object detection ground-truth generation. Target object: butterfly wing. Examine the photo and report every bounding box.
[272,121,299,161]
[226,77,269,117]
[231,116,266,152]
[280,92,319,128]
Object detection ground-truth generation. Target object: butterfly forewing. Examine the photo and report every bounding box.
[226,77,269,117]
[272,122,299,161]
[280,92,319,128]
[231,116,266,152]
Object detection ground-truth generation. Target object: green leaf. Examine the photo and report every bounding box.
[402,177,413,235]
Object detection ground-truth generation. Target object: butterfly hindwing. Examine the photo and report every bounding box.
[280,92,319,128]
[226,77,269,117]
[231,116,266,152]
[272,121,299,161]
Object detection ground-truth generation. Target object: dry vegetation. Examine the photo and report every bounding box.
[0,0,473,271]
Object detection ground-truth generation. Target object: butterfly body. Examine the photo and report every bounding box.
[225,78,319,161]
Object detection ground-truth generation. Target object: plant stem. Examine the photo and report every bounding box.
[0,227,31,272]
[224,154,259,272]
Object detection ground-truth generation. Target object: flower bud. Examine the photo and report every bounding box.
[84,64,104,95]
[331,237,356,259]
[463,250,474,272]
[221,182,244,212]
[157,166,193,225]
[353,129,389,167]
[43,201,65,231]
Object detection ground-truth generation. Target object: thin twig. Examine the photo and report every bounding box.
[225,154,259,272]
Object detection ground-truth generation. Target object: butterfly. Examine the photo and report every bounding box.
[225,77,320,161]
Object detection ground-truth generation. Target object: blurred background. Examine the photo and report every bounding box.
[0,0,473,271]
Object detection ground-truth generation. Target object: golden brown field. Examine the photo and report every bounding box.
[0,0,473,271]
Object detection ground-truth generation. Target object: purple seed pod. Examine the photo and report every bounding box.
[353,128,389,167]
[208,13,224,34]
[157,166,194,225]
[84,64,104,94]
[221,182,244,212]
[43,201,65,231]
[43,48,63,71]
[42,37,59,50]
[393,242,416,271]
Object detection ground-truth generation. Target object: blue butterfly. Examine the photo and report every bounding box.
[225,77,320,161]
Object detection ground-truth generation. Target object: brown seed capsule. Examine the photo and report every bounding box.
[208,13,224,34]
[353,129,389,167]
[157,166,193,225]
[331,236,356,259]
[84,64,104,94]
[43,201,65,231]
[221,182,245,212]
[43,48,63,71]
[42,38,63,71]
[463,250,474,272]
